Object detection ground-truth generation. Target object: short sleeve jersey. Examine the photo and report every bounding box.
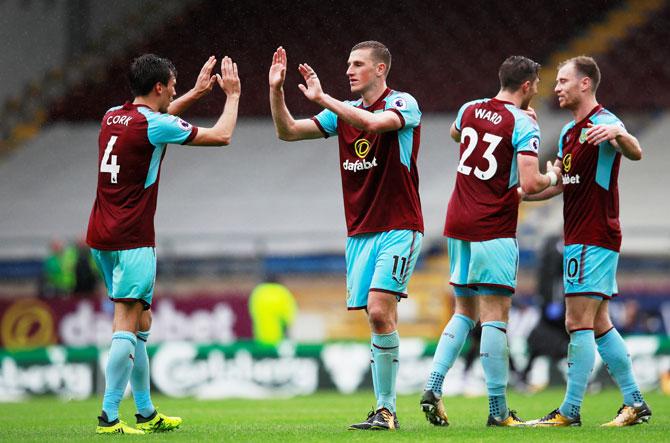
[557,105,624,252]
[444,98,540,241]
[312,88,423,236]
[86,102,198,250]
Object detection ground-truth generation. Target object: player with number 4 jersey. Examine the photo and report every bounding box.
[421,56,561,428]
[87,54,241,435]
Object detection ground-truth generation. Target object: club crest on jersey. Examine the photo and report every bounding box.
[579,128,589,143]
[354,138,371,158]
[391,97,407,110]
[563,154,572,172]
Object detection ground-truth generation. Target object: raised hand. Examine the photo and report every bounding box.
[297,63,324,103]
[217,56,241,97]
[191,56,218,98]
[585,122,623,145]
[269,47,287,91]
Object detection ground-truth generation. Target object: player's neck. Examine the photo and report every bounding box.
[494,90,523,108]
[572,96,599,123]
[360,82,388,107]
[132,96,160,112]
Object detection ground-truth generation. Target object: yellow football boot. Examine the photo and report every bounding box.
[135,410,182,433]
[601,403,652,427]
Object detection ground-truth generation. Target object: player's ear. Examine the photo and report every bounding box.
[581,76,591,93]
[376,62,387,77]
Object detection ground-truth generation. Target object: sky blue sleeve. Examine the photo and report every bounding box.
[591,110,625,129]
[385,92,421,128]
[143,110,196,145]
[313,108,338,137]
[508,106,540,155]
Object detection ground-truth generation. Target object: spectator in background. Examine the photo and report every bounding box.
[249,275,297,347]
[73,239,98,296]
[39,238,76,297]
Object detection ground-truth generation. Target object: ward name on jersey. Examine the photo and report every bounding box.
[86,102,197,250]
[312,88,423,236]
[445,98,540,241]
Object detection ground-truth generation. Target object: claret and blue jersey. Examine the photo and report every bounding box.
[445,98,540,241]
[557,104,624,252]
[312,88,424,237]
[86,102,198,250]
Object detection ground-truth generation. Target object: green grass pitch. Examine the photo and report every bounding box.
[0,389,666,441]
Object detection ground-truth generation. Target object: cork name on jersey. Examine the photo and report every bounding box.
[474,108,503,125]
[106,115,133,126]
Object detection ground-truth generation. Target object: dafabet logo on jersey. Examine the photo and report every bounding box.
[562,154,580,185]
[343,138,378,172]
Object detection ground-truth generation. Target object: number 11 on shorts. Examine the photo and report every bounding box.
[392,254,407,283]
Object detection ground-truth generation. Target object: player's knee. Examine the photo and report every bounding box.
[565,316,593,333]
[367,307,395,333]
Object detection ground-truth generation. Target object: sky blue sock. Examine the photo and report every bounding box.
[130,330,155,418]
[102,331,136,422]
[596,327,645,406]
[426,314,475,394]
[480,321,509,419]
[370,340,379,404]
[560,329,596,418]
[372,331,399,413]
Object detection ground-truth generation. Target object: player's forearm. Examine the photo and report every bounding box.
[521,183,563,201]
[317,94,379,132]
[520,172,553,195]
[615,132,643,161]
[270,88,300,141]
[167,89,201,116]
[209,94,240,145]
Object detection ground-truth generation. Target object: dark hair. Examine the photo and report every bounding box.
[559,56,601,92]
[351,40,392,76]
[128,54,177,97]
[498,56,541,91]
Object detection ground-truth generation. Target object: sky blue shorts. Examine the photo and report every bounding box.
[447,237,517,296]
[345,230,422,310]
[564,244,619,299]
[90,247,156,309]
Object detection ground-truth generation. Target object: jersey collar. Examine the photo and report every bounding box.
[359,87,392,110]
[575,104,603,127]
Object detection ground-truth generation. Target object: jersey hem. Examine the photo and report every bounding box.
[348,224,424,237]
[87,241,156,251]
[517,151,538,157]
[444,232,517,242]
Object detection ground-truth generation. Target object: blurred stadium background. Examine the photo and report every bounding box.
[0,0,669,403]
